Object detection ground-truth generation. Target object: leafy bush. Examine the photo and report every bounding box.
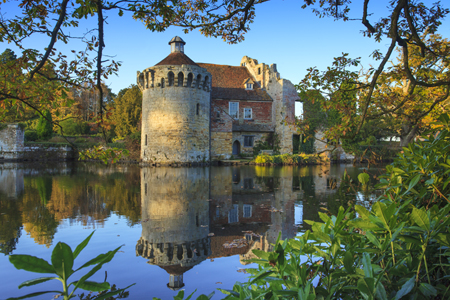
[254,153,319,165]
[36,110,53,140]
[222,114,450,300]
[8,231,134,300]
[24,130,38,142]
[59,118,90,135]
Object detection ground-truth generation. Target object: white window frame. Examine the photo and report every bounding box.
[244,108,252,119]
[229,102,239,119]
[245,83,253,90]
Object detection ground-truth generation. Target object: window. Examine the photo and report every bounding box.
[244,136,254,147]
[228,204,239,223]
[243,204,252,218]
[244,108,252,119]
[178,72,184,87]
[245,83,253,90]
[229,102,239,119]
[145,134,147,146]
[258,67,261,75]
[196,103,200,115]
[243,178,254,189]
[168,71,174,86]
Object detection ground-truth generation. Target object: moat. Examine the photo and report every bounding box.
[0,163,384,299]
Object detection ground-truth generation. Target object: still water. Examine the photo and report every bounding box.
[0,162,385,299]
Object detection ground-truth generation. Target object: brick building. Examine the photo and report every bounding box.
[138,37,299,164]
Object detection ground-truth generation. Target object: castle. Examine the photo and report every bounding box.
[137,36,300,164]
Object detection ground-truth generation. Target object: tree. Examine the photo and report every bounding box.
[0,48,16,63]
[36,110,53,140]
[298,1,450,147]
[0,0,264,131]
[111,85,142,138]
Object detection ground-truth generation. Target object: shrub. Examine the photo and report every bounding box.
[24,130,38,141]
[36,110,53,140]
[59,118,90,135]
[225,114,450,300]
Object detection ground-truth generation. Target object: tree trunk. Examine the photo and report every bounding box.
[400,124,419,147]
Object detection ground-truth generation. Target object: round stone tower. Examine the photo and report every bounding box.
[137,37,211,164]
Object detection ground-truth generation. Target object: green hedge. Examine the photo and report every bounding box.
[253,153,320,165]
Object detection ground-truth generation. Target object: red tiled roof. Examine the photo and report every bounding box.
[197,63,272,101]
[155,52,199,67]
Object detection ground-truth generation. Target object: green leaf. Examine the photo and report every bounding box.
[411,207,430,231]
[358,173,370,185]
[9,255,55,274]
[89,284,135,300]
[217,288,239,297]
[436,233,450,247]
[251,249,270,260]
[51,242,74,278]
[73,231,95,259]
[419,283,437,297]
[6,291,62,300]
[394,276,415,300]
[365,232,381,249]
[362,253,373,277]
[407,174,421,192]
[75,280,110,292]
[18,277,57,289]
[357,277,375,299]
[343,251,354,274]
[249,270,274,285]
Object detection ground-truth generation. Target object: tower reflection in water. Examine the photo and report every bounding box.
[136,166,302,289]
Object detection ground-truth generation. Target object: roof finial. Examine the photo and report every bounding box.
[169,36,186,54]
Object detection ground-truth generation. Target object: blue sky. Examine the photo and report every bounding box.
[1,0,449,115]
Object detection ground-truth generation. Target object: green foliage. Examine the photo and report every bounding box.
[254,153,319,165]
[7,231,134,300]
[59,118,91,135]
[112,85,142,138]
[0,48,17,63]
[376,114,450,208]
[252,133,280,157]
[24,130,38,142]
[36,110,53,140]
[79,146,130,164]
[222,115,450,300]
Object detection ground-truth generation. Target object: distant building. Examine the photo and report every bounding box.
[137,37,300,164]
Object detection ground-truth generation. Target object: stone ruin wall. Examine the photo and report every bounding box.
[0,124,24,160]
[241,56,298,154]
[138,64,211,164]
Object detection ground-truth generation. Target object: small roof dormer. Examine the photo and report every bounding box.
[169,36,186,53]
[243,77,255,90]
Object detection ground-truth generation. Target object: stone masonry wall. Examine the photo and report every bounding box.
[139,64,211,164]
[241,56,299,154]
[0,124,24,160]
[232,132,270,155]
[211,131,232,160]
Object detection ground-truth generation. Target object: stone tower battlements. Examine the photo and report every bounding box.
[138,37,211,164]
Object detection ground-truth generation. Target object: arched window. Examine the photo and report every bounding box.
[203,76,209,90]
[187,73,193,87]
[178,72,184,87]
[168,71,174,86]
[196,74,202,89]
[161,78,165,88]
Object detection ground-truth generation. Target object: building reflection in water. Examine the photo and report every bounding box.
[136,166,303,288]
[136,167,211,290]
